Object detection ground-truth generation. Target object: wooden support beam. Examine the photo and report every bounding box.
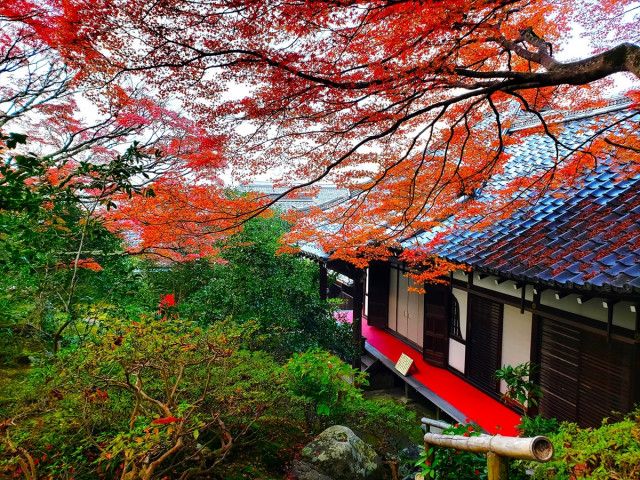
[520,283,527,314]
[319,261,328,301]
[604,299,618,341]
[487,452,508,480]
[494,277,508,285]
[351,268,365,370]
[554,291,569,300]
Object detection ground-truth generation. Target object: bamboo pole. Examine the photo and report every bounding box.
[421,417,453,431]
[423,432,553,462]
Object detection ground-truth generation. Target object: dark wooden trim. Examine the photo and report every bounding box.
[453,278,531,309]
[451,278,638,343]
[530,289,543,379]
[465,266,640,301]
[536,304,636,344]
[352,269,365,370]
[319,261,328,301]
[367,261,390,328]
[326,258,357,277]
[423,282,450,367]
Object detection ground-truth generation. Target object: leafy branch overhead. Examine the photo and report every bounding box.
[1,0,639,271]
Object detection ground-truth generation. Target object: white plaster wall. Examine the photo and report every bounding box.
[473,275,535,301]
[449,340,466,373]
[499,305,533,394]
[448,288,468,373]
[387,268,425,346]
[540,291,636,330]
[452,270,468,282]
[452,288,468,340]
[364,268,369,317]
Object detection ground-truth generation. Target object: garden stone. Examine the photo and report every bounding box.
[300,425,383,480]
[290,460,334,480]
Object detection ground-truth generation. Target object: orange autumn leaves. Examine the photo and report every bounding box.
[103,177,268,262]
[3,0,639,275]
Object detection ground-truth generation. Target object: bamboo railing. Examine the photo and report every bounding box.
[421,418,553,480]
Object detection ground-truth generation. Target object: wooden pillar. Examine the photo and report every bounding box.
[352,269,365,370]
[319,261,328,301]
[487,452,508,480]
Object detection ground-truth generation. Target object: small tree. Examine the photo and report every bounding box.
[495,362,542,416]
[0,317,308,479]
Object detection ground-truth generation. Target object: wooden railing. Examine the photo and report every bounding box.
[421,418,553,479]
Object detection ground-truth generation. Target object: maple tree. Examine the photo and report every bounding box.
[2,0,640,272]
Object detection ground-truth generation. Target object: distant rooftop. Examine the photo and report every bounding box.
[237,182,350,212]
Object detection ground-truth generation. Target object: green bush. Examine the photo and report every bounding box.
[285,349,420,459]
[173,216,353,360]
[517,414,560,437]
[286,348,368,417]
[417,422,487,480]
[0,317,308,479]
[2,317,422,479]
[529,410,640,480]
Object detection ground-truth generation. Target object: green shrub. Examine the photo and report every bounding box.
[286,348,367,417]
[285,349,420,455]
[529,410,640,480]
[417,422,487,480]
[495,362,541,413]
[172,217,354,360]
[517,414,560,437]
[0,317,308,479]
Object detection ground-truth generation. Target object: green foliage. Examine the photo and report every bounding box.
[285,348,420,456]
[0,317,308,479]
[1,314,422,478]
[0,205,154,360]
[173,216,353,360]
[0,135,165,359]
[517,414,560,437]
[495,362,541,411]
[528,410,640,480]
[417,423,487,480]
[286,349,367,416]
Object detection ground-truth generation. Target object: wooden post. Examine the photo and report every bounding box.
[319,261,328,301]
[487,452,509,480]
[352,269,365,370]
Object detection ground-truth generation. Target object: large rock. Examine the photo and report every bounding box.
[299,425,383,480]
[290,460,334,480]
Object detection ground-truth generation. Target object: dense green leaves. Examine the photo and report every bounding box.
[170,216,353,360]
[528,411,640,480]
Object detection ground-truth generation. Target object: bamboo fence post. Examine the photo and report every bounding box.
[487,451,509,480]
[422,431,553,480]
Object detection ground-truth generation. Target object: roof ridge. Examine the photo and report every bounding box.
[507,97,633,133]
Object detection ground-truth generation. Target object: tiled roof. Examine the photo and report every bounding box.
[410,103,640,293]
[236,182,350,211]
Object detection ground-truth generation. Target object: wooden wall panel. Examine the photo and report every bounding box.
[466,294,503,394]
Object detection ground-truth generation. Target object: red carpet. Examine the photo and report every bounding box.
[336,311,521,436]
